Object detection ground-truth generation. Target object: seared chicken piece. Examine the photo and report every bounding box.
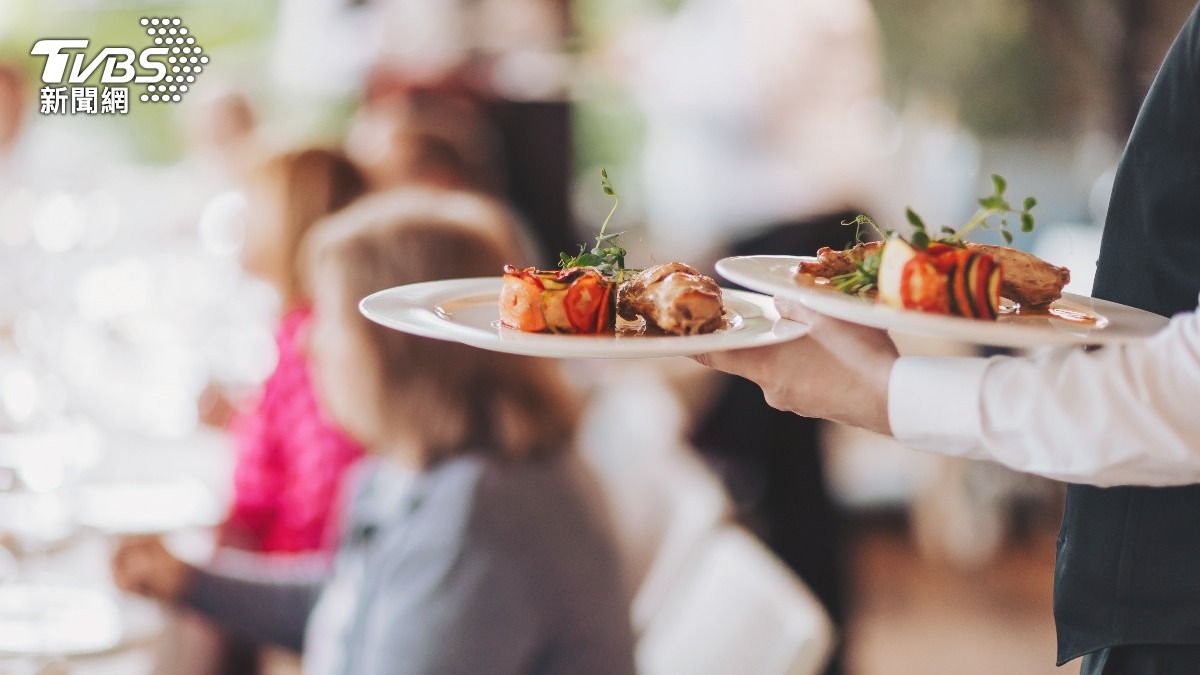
[797,241,883,277]
[797,240,1070,307]
[618,263,725,335]
[965,243,1070,307]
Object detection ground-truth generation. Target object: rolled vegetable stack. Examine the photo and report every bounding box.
[499,265,616,334]
[879,239,1002,320]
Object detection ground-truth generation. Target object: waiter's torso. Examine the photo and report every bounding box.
[1056,2,1200,663]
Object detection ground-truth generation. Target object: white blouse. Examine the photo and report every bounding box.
[889,295,1200,486]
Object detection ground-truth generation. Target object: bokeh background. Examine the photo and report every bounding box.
[0,1,1195,674]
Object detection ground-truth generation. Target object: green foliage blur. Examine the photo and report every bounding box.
[873,0,1055,135]
[872,0,1197,137]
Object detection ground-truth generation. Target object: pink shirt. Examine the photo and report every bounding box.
[227,306,364,554]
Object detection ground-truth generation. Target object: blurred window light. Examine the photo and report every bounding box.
[130,385,199,438]
[80,189,122,248]
[160,253,237,307]
[75,258,153,321]
[12,310,52,358]
[1089,167,1117,227]
[197,190,247,257]
[208,323,277,385]
[17,455,62,494]
[1032,223,1101,298]
[33,193,85,253]
[0,424,99,492]
[0,367,39,425]
[0,188,36,248]
[59,320,107,389]
[491,51,571,101]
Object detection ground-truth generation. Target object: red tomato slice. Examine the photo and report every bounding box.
[564,272,612,333]
[929,245,960,274]
[900,256,950,314]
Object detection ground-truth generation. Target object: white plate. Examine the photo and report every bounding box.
[716,255,1169,348]
[0,584,122,656]
[360,277,808,359]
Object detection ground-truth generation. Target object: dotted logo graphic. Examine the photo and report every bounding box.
[138,17,207,104]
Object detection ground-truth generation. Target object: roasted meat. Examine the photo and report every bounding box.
[966,243,1071,307]
[618,263,725,335]
[797,241,884,278]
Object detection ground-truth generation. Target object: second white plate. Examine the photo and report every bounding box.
[716,255,1169,348]
[360,277,808,359]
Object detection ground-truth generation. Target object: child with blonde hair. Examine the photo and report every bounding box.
[115,189,636,675]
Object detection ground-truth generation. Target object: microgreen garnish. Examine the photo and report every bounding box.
[559,168,635,278]
[906,208,931,250]
[842,214,892,245]
[942,174,1037,245]
[830,174,1038,296]
[830,250,881,295]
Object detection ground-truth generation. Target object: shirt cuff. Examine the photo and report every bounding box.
[888,356,992,458]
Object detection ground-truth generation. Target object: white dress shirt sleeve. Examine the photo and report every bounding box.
[888,296,1200,486]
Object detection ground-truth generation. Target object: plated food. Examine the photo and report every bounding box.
[361,278,804,359]
[498,170,726,336]
[715,175,1170,348]
[798,176,1070,319]
[361,171,797,359]
[801,239,1071,312]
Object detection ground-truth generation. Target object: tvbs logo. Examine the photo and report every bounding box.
[31,17,206,114]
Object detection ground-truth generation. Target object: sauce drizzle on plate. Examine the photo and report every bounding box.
[1000,303,1107,328]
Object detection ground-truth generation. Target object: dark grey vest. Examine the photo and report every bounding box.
[1055,2,1200,664]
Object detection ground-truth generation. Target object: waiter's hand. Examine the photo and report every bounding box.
[694,297,898,435]
[112,536,193,603]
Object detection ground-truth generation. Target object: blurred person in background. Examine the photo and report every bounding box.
[274,0,576,266]
[0,63,25,321]
[183,88,262,187]
[0,64,23,178]
[343,87,547,262]
[177,148,368,675]
[627,3,887,669]
[696,4,1200,672]
[350,129,474,192]
[343,92,488,192]
[113,188,636,675]
[631,0,887,266]
[221,148,367,556]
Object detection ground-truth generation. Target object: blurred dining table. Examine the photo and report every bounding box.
[0,425,234,675]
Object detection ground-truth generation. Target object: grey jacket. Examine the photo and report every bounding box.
[183,453,635,675]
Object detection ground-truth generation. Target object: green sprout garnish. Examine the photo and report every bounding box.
[842,214,892,246]
[828,173,1038,295]
[882,174,1037,250]
[559,168,635,278]
[830,250,881,296]
[942,174,1037,246]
